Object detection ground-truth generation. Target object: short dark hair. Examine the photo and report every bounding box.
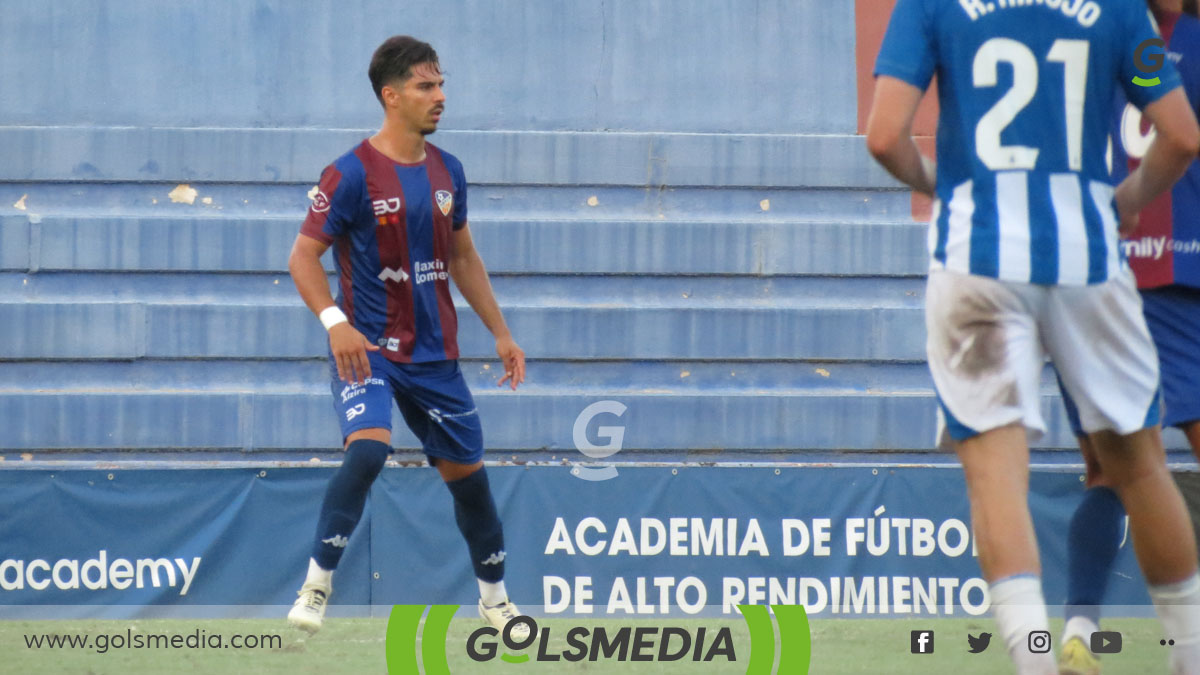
[368,36,440,105]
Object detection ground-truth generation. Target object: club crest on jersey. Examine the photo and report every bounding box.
[435,190,453,217]
[373,197,402,226]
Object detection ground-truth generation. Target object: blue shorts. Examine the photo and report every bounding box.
[1143,286,1200,429]
[329,353,484,464]
[1062,285,1200,434]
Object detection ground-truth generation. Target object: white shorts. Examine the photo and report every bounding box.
[926,268,1161,448]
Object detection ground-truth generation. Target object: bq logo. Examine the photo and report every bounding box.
[1133,38,1166,87]
[384,604,810,674]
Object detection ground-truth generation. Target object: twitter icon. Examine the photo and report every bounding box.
[967,632,992,653]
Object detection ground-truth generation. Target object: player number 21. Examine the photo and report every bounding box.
[974,37,1089,171]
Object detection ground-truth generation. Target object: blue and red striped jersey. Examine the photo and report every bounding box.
[300,139,468,363]
[1112,9,1200,290]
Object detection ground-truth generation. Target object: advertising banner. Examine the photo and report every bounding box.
[0,464,1149,618]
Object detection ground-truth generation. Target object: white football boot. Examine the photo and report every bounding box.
[478,598,531,641]
[287,582,331,634]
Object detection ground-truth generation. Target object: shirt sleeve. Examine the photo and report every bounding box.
[451,159,468,230]
[1178,22,1200,117]
[1121,5,1184,109]
[300,163,357,244]
[873,0,937,90]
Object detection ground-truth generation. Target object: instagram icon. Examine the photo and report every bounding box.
[1028,631,1051,654]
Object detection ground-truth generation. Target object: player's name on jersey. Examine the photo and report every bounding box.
[959,0,1102,28]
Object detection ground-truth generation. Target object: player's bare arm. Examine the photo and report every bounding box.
[1116,87,1200,235]
[287,233,379,385]
[447,223,525,390]
[865,75,937,197]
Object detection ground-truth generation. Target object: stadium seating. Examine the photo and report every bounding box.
[1,2,1185,457]
[1,127,1113,455]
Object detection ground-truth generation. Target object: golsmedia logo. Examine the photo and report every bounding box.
[1133,37,1166,87]
[385,603,810,674]
[571,400,627,481]
[466,616,734,664]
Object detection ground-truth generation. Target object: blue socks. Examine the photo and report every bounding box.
[311,443,506,586]
[312,439,390,570]
[445,468,506,582]
[1065,486,1125,624]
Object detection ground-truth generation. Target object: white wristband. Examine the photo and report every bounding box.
[319,306,348,331]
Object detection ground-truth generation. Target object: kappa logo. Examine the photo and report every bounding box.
[321,535,349,549]
[346,403,366,421]
[311,190,331,214]
[378,267,410,284]
[373,197,402,226]
[435,190,453,217]
[480,551,506,566]
[387,337,400,351]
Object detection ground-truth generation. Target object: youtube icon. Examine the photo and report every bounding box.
[1090,631,1122,654]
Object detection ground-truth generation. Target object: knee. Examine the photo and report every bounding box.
[342,438,390,485]
[445,466,495,508]
[1089,428,1170,489]
[1102,455,1168,493]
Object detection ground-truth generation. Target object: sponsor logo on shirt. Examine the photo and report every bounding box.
[373,197,402,226]
[340,378,385,403]
[1123,236,1200,260]
[414,259,449,285]
[378,267,410,284]
[311,190,331,214]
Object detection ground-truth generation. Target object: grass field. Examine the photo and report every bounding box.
[0,615,1173,674]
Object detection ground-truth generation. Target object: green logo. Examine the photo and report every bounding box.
[739,604,811,675]
[1133,38,1166,87]
[385,604,457,675]
[384,603,811,674]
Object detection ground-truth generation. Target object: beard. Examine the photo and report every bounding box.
[420,116,440,136]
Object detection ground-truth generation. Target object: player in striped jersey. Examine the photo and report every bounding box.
[1060,1,1200,672]
[868,0,1200,672]
[285,36,528,638]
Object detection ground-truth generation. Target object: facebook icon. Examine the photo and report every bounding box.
[911,630,935,654]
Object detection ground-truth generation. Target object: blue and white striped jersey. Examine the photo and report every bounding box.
[876,0,1181,285]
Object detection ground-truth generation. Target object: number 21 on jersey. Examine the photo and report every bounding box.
[974,37,1089,171]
